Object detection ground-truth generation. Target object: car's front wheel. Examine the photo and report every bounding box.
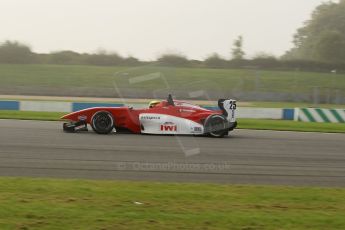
[204,114,229,138]
[91,111,114,134]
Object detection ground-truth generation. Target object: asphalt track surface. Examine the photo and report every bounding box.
[0,119,344,187]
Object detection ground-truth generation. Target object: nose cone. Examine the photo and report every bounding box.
[60,110,89,121]
[60,114,68,120]
[60,113,73,120]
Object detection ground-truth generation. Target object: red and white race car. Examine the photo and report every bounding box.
[62,95,237,137]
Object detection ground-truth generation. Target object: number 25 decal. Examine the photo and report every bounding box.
[229,101,237,110]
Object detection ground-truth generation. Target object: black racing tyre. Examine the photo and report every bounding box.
[91,111,114,134]
[204,114,229,138]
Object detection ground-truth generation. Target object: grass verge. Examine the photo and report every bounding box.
[238,118,345,133]
[0,110,344,133]
[248,101,345,109]
[1,64,345,94]
[0,177,344,230]
[0,110,65,121]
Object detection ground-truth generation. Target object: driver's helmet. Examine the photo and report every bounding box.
[149,100,161,108]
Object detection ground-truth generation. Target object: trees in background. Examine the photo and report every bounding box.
[157,53,190,67]
[48,51,82,65]
[83,51,124,66]
[1,1,345,72]
[0,41,34,64]
[284,0,345,63]
[0,41,141,66]
[231,36,245,60]
[0,39,343,72]
[2,7,345,74]
[204,53,228,68]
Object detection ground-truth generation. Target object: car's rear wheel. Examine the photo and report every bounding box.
[204,115,229,138]
[91,111,114,134]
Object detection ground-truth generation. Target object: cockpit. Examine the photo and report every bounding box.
[148,94,206,111]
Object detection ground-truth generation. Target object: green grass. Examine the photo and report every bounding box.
[247,101,345,109]
[0,177,344,230]
[0,110,65,121]
[1,64,345,95]
[1,110,344,133]
[238,118,345,133]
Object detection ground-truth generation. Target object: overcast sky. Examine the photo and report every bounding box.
[0,0,331,60]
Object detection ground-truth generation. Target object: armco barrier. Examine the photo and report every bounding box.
[72,102,124,112]
[283,109,295,120]
[20,101,72,112]
[236,108,283,119]
[295,108,345,123]
[0,100,291,120]
[7,100,342,122]
[0,101,20,110]
[202,107,294,120]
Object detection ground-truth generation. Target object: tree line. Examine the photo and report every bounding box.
[1,40,344,72]
[0,41,141,66]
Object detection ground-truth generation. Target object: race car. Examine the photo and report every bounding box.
[61,95,237,138]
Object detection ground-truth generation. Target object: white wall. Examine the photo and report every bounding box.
[20,101,72,112]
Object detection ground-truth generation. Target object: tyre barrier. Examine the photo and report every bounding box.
[295,108,345,123]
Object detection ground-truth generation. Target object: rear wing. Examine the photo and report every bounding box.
[218,99,237,122]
